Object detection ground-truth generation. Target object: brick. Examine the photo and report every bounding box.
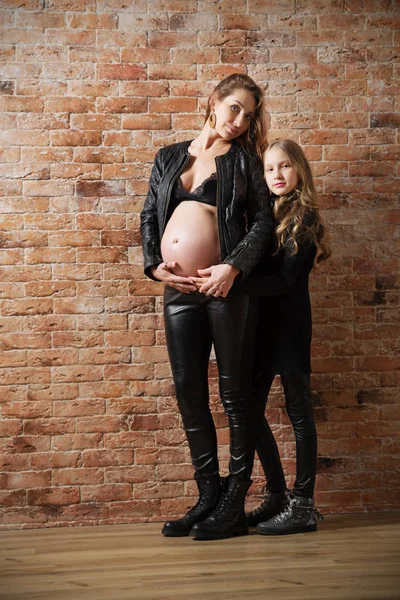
[50,164,101,180]
[76,181,125,197]
[52,433,102,451]
[17,44,67,63]
[30,451,81,470]
[52,468,103,486]
[148,64,197,80]
[149,32,194,48]
[149,98,197,113]
[96,97,147,115]
[15,10,65,28]
[98,64,147,81]
[120,81,169,97]
[67,13,117,29]
[300,130,348,145]
[27,487,80,506]
[102,164,143,179]
[0,471,51,491]
[122,114,171,130]
[52,366,103,383]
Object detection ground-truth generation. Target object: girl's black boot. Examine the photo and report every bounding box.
[256,495,323,536]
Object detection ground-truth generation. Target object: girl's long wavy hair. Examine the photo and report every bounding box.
[205,73,268,161]
[267,139,331,263]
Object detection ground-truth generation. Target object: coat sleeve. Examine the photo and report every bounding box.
[223,152,273,280]
[140,148,164,280]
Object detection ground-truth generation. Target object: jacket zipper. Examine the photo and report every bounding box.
[215,155,224,261]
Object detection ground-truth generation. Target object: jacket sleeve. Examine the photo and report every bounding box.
[223,152,273,280]
[140,148,164,280]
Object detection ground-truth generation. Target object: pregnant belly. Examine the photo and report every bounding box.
[161,202,221,276]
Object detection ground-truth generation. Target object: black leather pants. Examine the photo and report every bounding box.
[164,286,256,481]
[248,371,317,498]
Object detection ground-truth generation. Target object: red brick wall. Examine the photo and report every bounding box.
[0,0,399,529]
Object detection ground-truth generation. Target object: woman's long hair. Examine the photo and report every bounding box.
[205,73,268,160]
[267,139,331,263]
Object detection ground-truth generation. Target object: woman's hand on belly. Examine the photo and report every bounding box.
[190,264,241,298]
[151,261,197,294]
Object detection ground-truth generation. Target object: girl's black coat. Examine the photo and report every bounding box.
[140,140,273,281]
[234,216,317,375]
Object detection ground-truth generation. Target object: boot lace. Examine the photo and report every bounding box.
[273,497,324,524]
[209,487,237,521]
[251,493,272,516]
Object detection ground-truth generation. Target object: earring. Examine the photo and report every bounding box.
[209,111,216,128]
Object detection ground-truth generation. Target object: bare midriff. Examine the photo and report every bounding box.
[161,201,220,277]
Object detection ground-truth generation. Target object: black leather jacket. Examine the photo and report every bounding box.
[140,140,273,281]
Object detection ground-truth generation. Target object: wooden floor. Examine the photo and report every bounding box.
[1,513,399,600]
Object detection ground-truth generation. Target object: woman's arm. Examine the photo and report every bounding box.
[223,152,273,280]
[140,149,197,292]
[140,149,164,281]
[193,153,273,297]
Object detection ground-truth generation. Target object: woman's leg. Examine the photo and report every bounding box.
[164,288,218,480]
[190,295,256,540]
[207,294,256,480]
[162,288,222,536]
[281,373,317,498]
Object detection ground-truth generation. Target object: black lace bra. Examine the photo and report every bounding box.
[167,173,217,219]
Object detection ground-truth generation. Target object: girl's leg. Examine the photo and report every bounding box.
[250,372,287,493]
[281,373,317,498]
[256,373,320,536]
[245,373,289,527]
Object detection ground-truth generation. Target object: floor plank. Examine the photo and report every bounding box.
[1,512,399,600]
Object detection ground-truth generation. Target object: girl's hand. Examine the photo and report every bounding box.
[190,264,240,298]
[151,262,197,293]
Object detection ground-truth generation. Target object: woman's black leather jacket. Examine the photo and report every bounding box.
[140,140,273,281]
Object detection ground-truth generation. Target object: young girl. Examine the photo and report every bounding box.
[241,139,331,535]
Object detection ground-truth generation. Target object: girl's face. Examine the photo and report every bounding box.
[212,89,256,141]
[264,146,300,196]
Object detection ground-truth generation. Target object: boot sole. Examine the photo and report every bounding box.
[257,524,317,536]
[191,527,249,541]
[161,528,190,537]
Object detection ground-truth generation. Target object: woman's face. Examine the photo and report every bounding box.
[211,88,256,141]
[264,146,300,196]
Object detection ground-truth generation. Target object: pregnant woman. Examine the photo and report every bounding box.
[140,74,272,540]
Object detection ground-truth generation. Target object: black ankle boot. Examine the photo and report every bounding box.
[162,476,222,537]
[246,489,289,527]
[256,495,323,536]
[190,476,252,540]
